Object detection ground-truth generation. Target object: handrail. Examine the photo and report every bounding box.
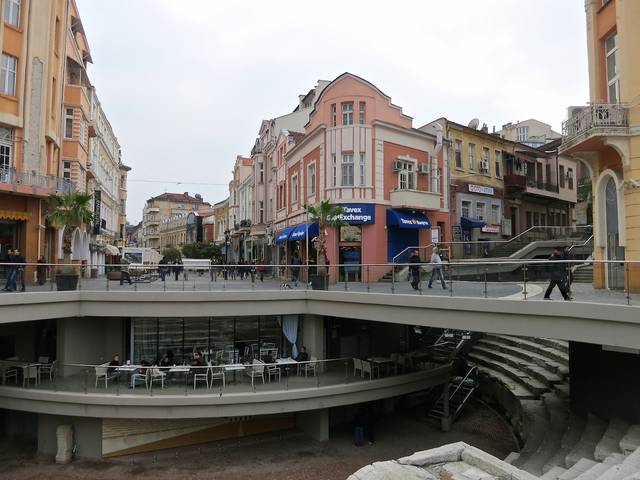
[568,234,593,252]
[448,365,477,402]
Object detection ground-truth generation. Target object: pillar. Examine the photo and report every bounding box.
[38,414,103,459]
[296,408,329,442]
[301,314,325,363]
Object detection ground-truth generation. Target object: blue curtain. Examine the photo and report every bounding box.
[282,315,298,359]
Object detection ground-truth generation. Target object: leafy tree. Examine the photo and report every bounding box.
[47,191,93,271]
[181,242,220,259]
[161,247,181,263]
[305,200,346,275]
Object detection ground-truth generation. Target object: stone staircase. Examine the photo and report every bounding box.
[572,264,594,283]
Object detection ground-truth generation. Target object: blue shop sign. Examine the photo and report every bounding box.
[337,203,375,225]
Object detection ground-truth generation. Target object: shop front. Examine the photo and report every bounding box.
[334,203,376,282]
[274,223,318,280]
[453,183,504,257]
[386,209,431,263]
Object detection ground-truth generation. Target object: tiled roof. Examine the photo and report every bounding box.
[148,192,206,203]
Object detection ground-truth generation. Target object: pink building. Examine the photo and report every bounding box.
[271,73,449,281]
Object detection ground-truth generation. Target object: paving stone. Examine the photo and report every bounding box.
[398,441,467,466]
[595,418,629,461]
[619,425,640,454]
[558,458,598,480]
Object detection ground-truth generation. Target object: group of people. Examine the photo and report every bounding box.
[408,249,447,291]
[1,249,26,292]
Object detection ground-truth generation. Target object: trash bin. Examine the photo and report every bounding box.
[310,274,328,290]
[90,268,98,279]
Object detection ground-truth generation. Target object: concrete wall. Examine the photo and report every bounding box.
[38,414,102,459]
[296,408,329,442]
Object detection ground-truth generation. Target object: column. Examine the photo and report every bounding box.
[296,408,329,442]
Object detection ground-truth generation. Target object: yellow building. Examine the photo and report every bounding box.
[560,0,640,291]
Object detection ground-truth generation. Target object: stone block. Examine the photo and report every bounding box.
[350,460,435,480]
[540,466,567,480]
[620,425,640,454]
[595,418,629,461]
[461,445,539,480]
[398,442,467,466]
[558,458,598,480]
[55,424,73,464]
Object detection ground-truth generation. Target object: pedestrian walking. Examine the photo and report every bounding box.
[257,258,265,282]
[13,249,25,292]
[120,258,133,285]
[544,247,571,300]
[428,249,447,289]
[408,250,422,291]
[291,251,301,287]
[2,249,16,291]
[158,257,167,281]
[36,257,48,286]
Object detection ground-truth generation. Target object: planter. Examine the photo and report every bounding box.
[56,274,79,291]
[310,274,328,290]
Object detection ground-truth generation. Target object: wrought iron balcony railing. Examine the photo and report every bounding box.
[0,166,73,194]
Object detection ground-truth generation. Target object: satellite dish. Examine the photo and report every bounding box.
[468,118,480,129]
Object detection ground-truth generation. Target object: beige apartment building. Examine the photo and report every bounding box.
[142,192,210,250]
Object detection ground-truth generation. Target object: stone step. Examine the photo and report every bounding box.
[595,418,629,461]
[541,466,568,480]
[597,447,640,480]
[543,416,587,473]
[468,352,549,397]
[554,383,571,401]
[565,415,607,467]
[472,345,564,387]
[477,338,570,378]
[504,452,520,464]
[619,425,640,455]
[513,400,548,468]
[533,337,569,354]
[484,335,569,366]
[558,458,598,480]
[435,460,499,479]
[473,365,537,400]
[573,454,625,480]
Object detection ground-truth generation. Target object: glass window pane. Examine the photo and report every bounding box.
[157,317,184,364]
[259,316,282,359]
[211,317,235,363]
[235,317,258,361]
[183,317,210,361]
[132,318,158,364]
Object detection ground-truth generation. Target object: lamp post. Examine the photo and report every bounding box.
[224,229,230,279]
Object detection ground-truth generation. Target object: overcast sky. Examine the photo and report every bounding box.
[76,0,589,224]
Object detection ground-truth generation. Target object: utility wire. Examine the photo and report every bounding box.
[127,179,229,186]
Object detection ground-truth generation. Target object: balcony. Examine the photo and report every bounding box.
[561,103,629,152]
[389,188,440,210]
[145,207,160,213]
[0,166,73,196]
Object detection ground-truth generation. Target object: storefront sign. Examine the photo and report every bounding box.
[431,227,440,244]
[468,184,494,195]
[481,225,500,234]
[336,203,375,225]
[93,190,102,235]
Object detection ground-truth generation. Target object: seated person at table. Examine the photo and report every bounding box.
[159,353,172,383]
[295,346,309,362]
[262,352,275,364]
[190,352,205,367]
[129,359,150,388]
[107,354,120,375]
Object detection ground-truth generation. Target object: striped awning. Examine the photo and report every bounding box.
[0,210,29,221]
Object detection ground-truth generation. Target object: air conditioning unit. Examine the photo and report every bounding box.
[418,163,430,174]
[393,161,404,171]
[480,160,489,171]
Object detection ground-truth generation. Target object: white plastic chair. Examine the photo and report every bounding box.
[361,360,374,380]
[38,359,57,381]
[266,364,281,383]
[353,358,363,377]
[210,367,225,388]
[193,366,209,389]
[22,365,39,387]
[147,368,165,390]
[95,363,117,388]
[246,360,265,387]
[302,357,317,377]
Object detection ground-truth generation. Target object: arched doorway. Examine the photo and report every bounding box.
[604,177,625,289]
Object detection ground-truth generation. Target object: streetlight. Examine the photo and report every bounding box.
[223,229,231,279]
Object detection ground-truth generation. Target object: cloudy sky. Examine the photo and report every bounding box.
[76,0,589,224]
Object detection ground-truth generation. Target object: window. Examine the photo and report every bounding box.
[331,104,337,127]
[359,102,366,125]
[397,160,416,190]
[3,0,19,27]
[481,147,490,173]
[359,153,366,186]
[62,161,71,180]
[291,175,298,203]
[0,126,14,172]
[559,165,565,188]
[0,54,17,96]
[308,163,316,195]
[541,214,546,226]
[605,33,619,103]
[258,201,264,224]
[341,154,354,186]
[258,162,264,183]
[533,212,539,226]
[332,154,337,186]
[525,211,533,229]
[342,102,353,126]
[491,204,501,224]
[475,202,486,221]
[454,140,462,169]
[567,168,574,190]
[468,143,476,171]
[54,17,61,53]
[461,201,471,219]
[516,126,529,142]
[64,108,73,139]
[495,150,502,178]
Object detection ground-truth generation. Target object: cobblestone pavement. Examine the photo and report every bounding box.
[0,401,515,480]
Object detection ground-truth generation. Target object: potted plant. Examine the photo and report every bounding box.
[305,200,346,290]
[47,191,94,291]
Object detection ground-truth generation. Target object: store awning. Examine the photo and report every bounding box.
[289,222,319,241]
[105,245,120,256]
[275,227,294,244]
[0,210,29,221]
[460,217,486,229]
[386,210,431,229]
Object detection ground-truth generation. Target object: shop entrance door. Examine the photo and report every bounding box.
[387,228,419,262]
[339,246,361,282]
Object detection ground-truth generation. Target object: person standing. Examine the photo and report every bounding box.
[2,249,15,291]
[257,258,265,282]
[562,245,573,298]
[428,249,447,289]
[36,257,48,286]
[408,250,422,291]
[544,247,571,300]
[158,256,167,281]
[13,249,25,292]
[291,251,301,287]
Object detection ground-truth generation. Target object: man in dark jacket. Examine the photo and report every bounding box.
[408,250,422,291]
[544,247,571,300]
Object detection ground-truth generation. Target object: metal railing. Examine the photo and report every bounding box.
[562,103,628,142]
[0,256,637,305]
[0,166,73,193]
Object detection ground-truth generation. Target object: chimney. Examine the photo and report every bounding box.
[492,125,496,133]
[481,123,489,133]
[184,191,189,197]
[298,95,305,109]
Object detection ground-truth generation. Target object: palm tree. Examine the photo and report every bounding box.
[305,200,346,276]
[47,191,94,270]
